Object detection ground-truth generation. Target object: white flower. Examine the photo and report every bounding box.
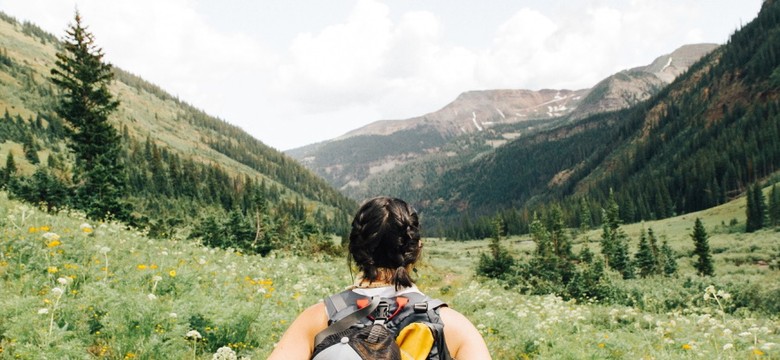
[152,275,163,282]
[147,293,157,300]
[57,277,70,285]
[169,312,178,318]
[42,232,61,241]
[186,330,202,341]
[99,246,111,254]
[80,223,93,232]
[51,287,64,297]
[198,258,207,265]
[723,343,733,350]
[38,308,49,315]
[212,346,237,360]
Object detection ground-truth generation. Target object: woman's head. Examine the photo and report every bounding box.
[349,196,421,288]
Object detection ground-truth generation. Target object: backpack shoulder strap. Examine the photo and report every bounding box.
[323,290,369,323]
[314,295,381,347]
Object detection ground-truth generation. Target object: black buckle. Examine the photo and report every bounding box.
[374,301,390,324]
[413,302,428,313]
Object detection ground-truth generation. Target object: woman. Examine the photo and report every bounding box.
[268,196,491,359]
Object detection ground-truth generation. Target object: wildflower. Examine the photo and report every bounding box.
[99,246,111,254]
[124,353,137,359]
[48,266,59,274]
[137,264,147,270]
[186,330,202,341]
[682,344,692,350]
[213,346,238,360]
[753,349,765,356]
[147,294,157,300]
[153,275,163,282]
[722,343,733,350]
[169,312,178,318]
[169,270,177,277]
[46,240,62,248]
[80,223,94,233]
[38,308,49,315]
[57,277,70,285]
[42,232,61,241]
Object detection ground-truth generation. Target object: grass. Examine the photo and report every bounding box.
[0,189,778,359]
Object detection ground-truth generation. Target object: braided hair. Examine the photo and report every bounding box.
[349,197,421,289]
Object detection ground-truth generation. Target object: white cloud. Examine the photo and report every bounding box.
[0,0,764,150]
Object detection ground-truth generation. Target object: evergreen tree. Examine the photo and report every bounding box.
[691,218,714,276]
[578,197,592,231]
[746,184,767,232]
[769,183,780,227]
[635,228,657,278]
[660,239,677,276]
[476,217,515,280]
[1,151,16,187]
[50,12,128,220]
[547,205,572,259]
[600,190,634,279]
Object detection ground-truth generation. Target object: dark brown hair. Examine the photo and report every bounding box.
[349,197,421,289]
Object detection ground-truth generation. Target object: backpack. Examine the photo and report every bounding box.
[311,290,452,360]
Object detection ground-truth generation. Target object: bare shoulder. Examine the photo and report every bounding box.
[267,302,328,360]
[439,307,492,360]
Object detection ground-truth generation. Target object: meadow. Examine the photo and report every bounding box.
[0,190,778,359]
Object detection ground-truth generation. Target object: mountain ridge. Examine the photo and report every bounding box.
[288,43,718,198]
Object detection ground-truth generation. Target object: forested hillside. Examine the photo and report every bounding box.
[0,12,355,250]
[416,0,780,238]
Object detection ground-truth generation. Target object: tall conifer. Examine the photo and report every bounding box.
[691,218,714,276]
[50,12,128,220]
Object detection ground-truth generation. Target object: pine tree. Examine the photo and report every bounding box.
[635,228,657,278]
[1,151,16,187]
[660,239,677,276]
[769,183,780,227]
[746,184,767,232]
[579,197,592,231]
[691,218,714,276]
[50,12,128,220]
[477,217,515,279]
[600,189,634,279]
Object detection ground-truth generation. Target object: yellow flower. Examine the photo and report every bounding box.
[753,349,765,356]
[597,343,605,348]
[137,264,147,270]
[40,226,50,232]
[47,266,59,274]
[682,344,692,350]
[47,240,61,248]
[150,264,158,269]
[168,270,176,277]
[124,353,137,359]
[28,227,39,233]
[80,223,94,233]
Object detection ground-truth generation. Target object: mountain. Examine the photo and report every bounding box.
[287,44,716,198]
[412,0,780,237]
[0,12,355,240]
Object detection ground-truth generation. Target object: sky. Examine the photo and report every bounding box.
[0,0,764,150]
